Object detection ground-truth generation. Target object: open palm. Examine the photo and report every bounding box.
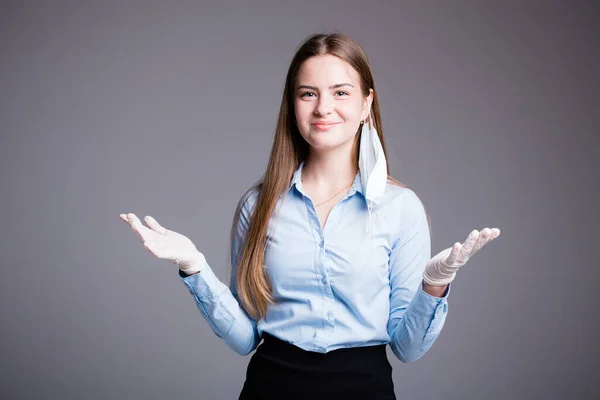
[424,227,501,286]
[119,213,205,274]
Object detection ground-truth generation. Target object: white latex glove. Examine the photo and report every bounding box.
[119,213,206,275]
[423,227,501,286]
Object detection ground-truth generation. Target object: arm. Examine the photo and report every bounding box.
[179,190,261,355]
[422,282,449,298]
[387,190,450,363]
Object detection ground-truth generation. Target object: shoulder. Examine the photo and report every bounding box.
[380,179,431,243]
[234,182,262,221]
[380,179,427,216]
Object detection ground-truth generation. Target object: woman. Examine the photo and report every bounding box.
[120,33,500,399]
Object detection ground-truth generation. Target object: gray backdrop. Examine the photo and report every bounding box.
[1,1,598,399]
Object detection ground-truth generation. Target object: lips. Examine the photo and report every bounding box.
[312,122,340,130]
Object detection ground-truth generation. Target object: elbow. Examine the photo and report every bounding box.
[400,353,425,363]
[389,335,429,363]
[233,343,256,356]
[388,319,445,363]
[393,347,425,363]
[234,348,252,356]
[226,335,260,356]
[392,336,440,362]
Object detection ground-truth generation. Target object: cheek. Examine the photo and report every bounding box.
[294,102,311,123]
[293,103,312,138]
[339,101,364,122]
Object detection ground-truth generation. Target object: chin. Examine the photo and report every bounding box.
[306,135,354,152]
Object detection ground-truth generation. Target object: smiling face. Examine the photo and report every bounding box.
[293,54,373,153]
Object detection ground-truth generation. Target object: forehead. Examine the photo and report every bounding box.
[296,54,360,87]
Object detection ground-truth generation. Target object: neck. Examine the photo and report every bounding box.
[302,142,357,189]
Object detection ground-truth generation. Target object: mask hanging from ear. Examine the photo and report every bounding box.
[358,114,388,235]
[359,114,388,210]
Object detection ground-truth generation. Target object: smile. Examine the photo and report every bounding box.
[312,122,340,131]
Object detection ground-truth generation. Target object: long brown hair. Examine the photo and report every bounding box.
[231,33,427,321]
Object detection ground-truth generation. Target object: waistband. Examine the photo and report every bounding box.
[259,332,388,364]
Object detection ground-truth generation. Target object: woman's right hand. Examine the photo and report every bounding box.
[119,213,206,275]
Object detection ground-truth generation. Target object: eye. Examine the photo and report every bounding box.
[300,91,316,98]
[335,91,349,97]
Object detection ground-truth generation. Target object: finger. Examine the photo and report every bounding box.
[471,227,492,256]
[444,242,462,266]
[474,226,501,253]
[127,213,151,242]
[459,230,479,261]
[145,215,168,235]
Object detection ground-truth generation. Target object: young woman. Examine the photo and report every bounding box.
[120,33,500,399]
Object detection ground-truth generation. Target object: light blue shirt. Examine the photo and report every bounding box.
[180,162,450,362]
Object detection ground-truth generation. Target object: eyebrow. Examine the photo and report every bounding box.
[296,83,354,91]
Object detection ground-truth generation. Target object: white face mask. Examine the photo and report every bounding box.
[358,115,387,212]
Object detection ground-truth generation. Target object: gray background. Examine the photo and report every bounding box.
[1,1,598,399]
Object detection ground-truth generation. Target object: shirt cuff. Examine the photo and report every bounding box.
[410,282,451,317]
[178,261,227,302]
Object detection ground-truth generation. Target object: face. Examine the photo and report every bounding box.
[293,54,373,153]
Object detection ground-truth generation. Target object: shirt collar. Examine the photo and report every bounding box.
[289,161,365,198]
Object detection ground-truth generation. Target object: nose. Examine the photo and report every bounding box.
[314,95,333,116]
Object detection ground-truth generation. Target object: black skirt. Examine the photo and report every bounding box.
[239,332,396,400]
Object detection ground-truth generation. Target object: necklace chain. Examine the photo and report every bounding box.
[303,180,354,207]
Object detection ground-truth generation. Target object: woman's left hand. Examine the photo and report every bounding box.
[423,227,501,286]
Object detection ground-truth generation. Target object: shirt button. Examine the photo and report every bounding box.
[326,311,333,319]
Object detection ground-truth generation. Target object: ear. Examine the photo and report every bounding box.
[361,89,374,122]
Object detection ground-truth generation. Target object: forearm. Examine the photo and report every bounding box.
[388,283,449,362]
[179,264,260,355]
